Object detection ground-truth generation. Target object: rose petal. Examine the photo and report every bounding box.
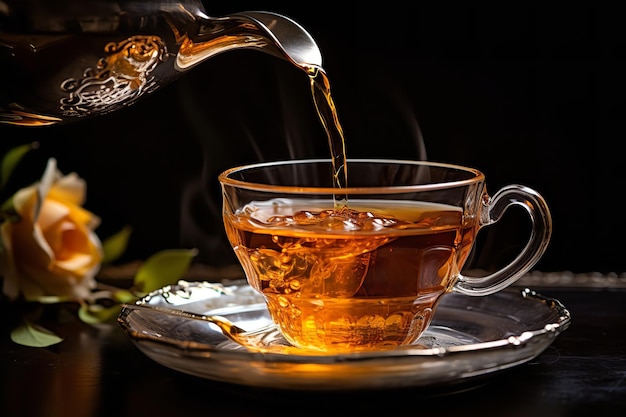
[37,200,69,231]
[49,172,86,206]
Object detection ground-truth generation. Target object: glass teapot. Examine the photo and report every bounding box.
[0,0,322,126]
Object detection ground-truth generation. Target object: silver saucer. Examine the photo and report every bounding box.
[117,279,570,391]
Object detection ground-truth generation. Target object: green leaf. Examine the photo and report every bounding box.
[0,195,18,222]
[1,142,38,189]
[78,303,122,324]
[112,288,136,304]
[134,248,198,293]
[10,319,64,347]
[101,226,132,264]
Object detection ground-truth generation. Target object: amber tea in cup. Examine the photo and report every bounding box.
[219,159,552,353]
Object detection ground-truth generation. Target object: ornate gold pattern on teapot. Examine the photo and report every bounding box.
[59,35,168,119]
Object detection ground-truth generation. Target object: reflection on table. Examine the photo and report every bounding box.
[2,273,626,417]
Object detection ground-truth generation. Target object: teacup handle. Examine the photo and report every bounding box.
[453,185,552,296]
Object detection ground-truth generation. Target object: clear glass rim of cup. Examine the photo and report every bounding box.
[218,158,486,194]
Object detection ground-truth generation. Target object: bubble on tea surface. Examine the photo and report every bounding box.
[268,208,402,232]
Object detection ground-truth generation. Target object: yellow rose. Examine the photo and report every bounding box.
[0,158,103,301]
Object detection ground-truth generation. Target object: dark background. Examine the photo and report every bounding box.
[1,3,624,275]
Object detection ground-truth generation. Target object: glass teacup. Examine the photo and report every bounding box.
[219,159,552,353]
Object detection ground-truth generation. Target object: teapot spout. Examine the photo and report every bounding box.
[176,11,323,74]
